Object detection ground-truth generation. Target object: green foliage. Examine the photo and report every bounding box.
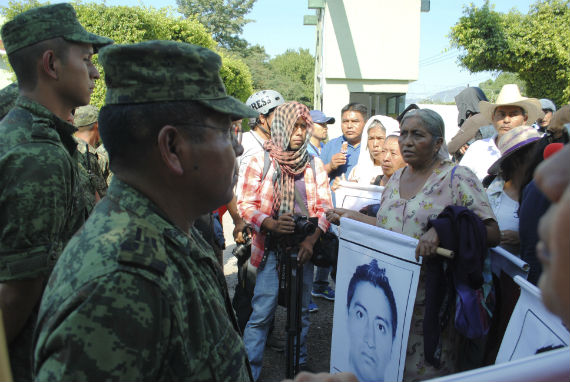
[478,72,527,102]
[269,48,314,107]
[176,0,256,51]
[236,46,316,108]
[0,0,254,106]
[449,0,570,105]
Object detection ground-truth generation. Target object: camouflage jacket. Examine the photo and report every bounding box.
[0,96,87,382]
[75,137,108,199]
[95,143,112,186]
[34,178,253,381]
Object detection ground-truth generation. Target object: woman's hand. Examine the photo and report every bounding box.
[500,230,520,246]
[326,208,356,225]
[416,227,440,261]
[326,208,377,226]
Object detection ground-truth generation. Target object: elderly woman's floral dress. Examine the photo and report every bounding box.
[376,159,496,381]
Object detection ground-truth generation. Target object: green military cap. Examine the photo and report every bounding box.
[99,40,258,119]
[1,3,113,55]
[0,83,19,119]
[74,105,99,127]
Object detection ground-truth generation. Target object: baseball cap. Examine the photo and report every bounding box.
[74,105,99,127]
[1,3,113,55]
[540,99,557,112]
[309,110,335,124]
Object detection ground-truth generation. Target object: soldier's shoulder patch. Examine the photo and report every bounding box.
[117,226,168,275]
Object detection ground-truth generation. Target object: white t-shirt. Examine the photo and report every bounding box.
[459,135,500,181]
[237,130,266,179]
[487,177,519,231]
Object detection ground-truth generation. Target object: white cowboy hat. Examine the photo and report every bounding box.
[479,84,542,125]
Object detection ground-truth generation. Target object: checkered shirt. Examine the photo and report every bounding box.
[236,151,332,268]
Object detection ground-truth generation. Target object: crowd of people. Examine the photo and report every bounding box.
[0,3,568,382]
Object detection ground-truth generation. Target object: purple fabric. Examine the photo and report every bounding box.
[424,205,490,363]
[502,137,541,157]
[293,173,308,215]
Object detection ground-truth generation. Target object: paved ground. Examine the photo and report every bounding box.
[221,213,335,381]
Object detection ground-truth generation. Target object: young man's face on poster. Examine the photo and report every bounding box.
[347,281,394,382]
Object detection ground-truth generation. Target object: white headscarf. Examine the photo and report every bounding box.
[349,115,400,184]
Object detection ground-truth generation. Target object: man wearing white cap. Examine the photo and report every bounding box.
[536,98,556,133]
[459,84,542,181]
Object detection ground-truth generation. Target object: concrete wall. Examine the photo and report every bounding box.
[315,0,422,138]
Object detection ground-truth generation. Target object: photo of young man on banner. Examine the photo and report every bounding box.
[330,218,421,382]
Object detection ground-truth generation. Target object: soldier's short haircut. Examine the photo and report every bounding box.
[341,103,369,121]
[99,101,210,171]
[8,37,69,91]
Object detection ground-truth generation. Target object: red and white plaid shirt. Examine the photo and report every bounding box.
[236,152,332,268]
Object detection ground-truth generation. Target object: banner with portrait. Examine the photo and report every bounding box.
[334,181,384,211]
[495,275,569,363]
[330,218,421,382]
[424,276,570,382]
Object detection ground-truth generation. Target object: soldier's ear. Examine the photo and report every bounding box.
[41,50,59,80]
[157,125,184,176]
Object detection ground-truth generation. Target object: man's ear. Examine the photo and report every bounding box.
[157,125,185,176]
[41,50,59,80]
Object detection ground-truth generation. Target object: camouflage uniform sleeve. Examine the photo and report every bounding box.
[0,143,75,281]
[34,271,170,381]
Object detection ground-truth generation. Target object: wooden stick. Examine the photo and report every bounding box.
[436,247,454,258]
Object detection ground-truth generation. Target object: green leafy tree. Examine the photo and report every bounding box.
[176,0,256,51]
[269,48,315,108]
[239,44,274,90]
[478,72,527,102]
[449,0,570,105]
[0,0,254,106]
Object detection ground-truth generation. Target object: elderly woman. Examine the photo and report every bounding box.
[485,126,541,255]
[328,109,499,380]
[376,135,406,186]
[345,119,386,184]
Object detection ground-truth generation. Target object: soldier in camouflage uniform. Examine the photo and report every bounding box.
[95,143,113,186]
[0,82,19,119]
[74,104,108,200]
[33,40,257,381]
[0,4,112,381]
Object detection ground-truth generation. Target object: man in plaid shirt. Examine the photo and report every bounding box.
[237,101,332,379]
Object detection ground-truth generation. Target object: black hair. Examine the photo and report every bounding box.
[347,259,398,339]
[517,136,560,204]
[499,141,539,182]
[341,103,369,121]
[98,101,210,172]
[252,105,278,128]
[8,37,69,91]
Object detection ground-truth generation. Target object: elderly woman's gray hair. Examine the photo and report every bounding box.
[400,108,449,158]
[367,119,386,133]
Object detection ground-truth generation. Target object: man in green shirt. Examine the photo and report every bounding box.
[33,40,257,381]
[0,4,111,380]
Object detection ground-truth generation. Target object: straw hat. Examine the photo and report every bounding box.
[487,125,541,175]
[479,84,542,125]
[448,113,492,154]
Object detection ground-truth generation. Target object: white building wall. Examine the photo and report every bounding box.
[317,0,422,139]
